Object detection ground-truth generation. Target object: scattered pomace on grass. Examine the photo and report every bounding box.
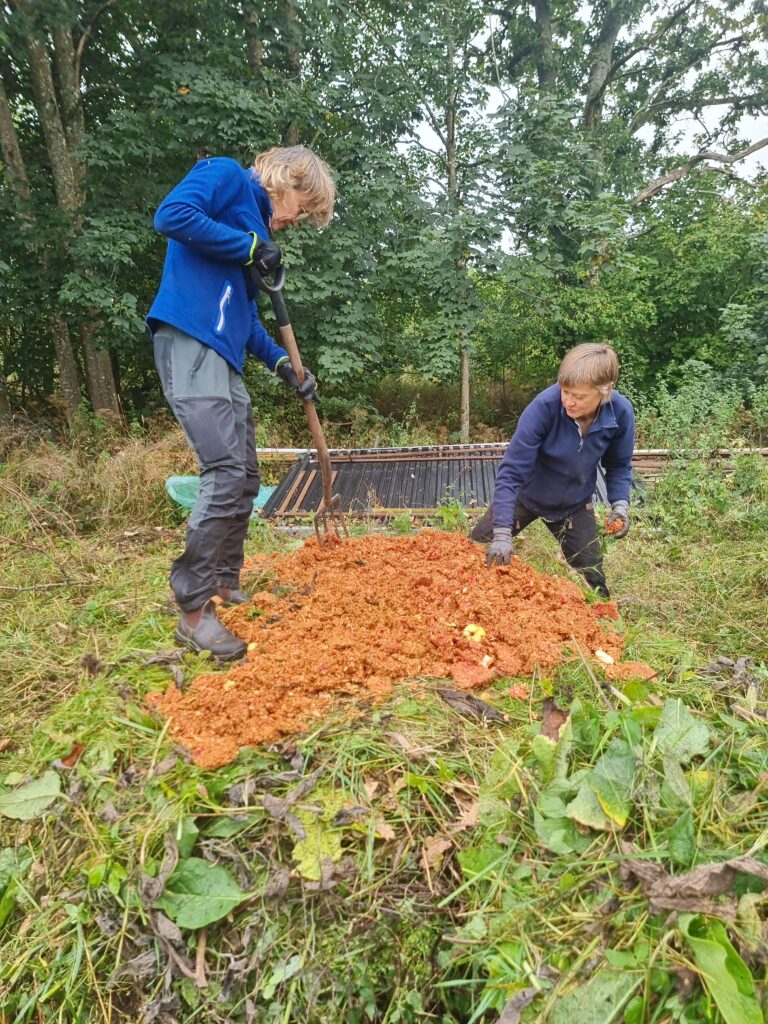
[149,531,647,767]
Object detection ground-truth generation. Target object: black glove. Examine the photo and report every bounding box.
[276,357,318,402]
[246,235,282,277]
[486,527,514,566]
[606,500,630,539]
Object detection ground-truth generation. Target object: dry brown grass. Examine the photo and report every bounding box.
[0,424,194,531]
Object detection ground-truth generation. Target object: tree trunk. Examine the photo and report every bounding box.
[0,368,11,421]
[445,30,471,440]
[26,35,81,216]
[0,72,83,421]
[0,75,32,201]
[584,3,625,130]
[81,325,122,419]
[25,20,123,419]
[52,317,84,420]
[243,0,269,94]
[460,346,470,441]
[283,0,302,145]
[533,0,556,92]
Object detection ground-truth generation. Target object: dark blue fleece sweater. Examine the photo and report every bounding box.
[147,157,287,374]
[492,384,635,527]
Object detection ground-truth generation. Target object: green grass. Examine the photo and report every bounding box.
[1,444,768,1023]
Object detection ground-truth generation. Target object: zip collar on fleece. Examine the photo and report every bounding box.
[559,395,619,434]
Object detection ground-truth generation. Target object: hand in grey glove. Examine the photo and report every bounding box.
[276,356,318,402]
[606,499,630,539]
[486,526,514,566]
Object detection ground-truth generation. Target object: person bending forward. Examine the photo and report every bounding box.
[471,343,635,598]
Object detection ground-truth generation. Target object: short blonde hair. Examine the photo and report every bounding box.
[558,343,619,394]
[253,146,336,228]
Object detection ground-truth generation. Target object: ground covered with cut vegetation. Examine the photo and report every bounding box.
[1,427,768,1024]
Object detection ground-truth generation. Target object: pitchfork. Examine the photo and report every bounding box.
[251,264,348,545]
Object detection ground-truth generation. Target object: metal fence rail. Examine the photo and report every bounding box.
[259,445,768,521]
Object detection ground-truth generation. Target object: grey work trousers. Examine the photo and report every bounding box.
[470,500,609,597]
[153,324,260,612]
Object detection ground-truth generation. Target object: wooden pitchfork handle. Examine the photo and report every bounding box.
[250,264,335,517]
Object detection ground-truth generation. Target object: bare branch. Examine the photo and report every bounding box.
[632,136,768,204]
[74,0,119,79]
[605,0,698,83]
[630,92,768,134]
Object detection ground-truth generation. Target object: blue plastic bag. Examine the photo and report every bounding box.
[165,476,276,518]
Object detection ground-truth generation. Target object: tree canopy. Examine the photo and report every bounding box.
[1,0,766,428]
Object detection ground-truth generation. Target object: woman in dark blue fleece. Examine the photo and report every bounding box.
[148,147,336,659]
[471,344,634,598]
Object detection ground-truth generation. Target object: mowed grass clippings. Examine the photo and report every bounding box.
[2,440,768,1023]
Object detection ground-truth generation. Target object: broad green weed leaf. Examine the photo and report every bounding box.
[532,734,557,783]
[589,739,635,826]
[679,914,762,1024]
[662,756,691,804]
[292,818,343,881]
[157,857,245,929]
[662,808,696,867]
[604,949,639,969]
[292,789,345,881]
[549,968,641,1023]
[566,781,610,831]
[0,770,61,820]
[534,810,592,856]
[176,816,199,858]
[0,846,32,928]
[204,814,260,838]
[654,700,710,764]
[533,715,572,784]
[458,839,504,879]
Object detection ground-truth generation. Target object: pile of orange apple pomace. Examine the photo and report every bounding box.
[149,531,654,768]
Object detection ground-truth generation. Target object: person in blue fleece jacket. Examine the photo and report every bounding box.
[148,147,336,659]
[470,343,634,598]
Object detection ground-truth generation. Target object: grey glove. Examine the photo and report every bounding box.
[486,527,514,566]
[606,499,630,539]
[276,356,318,402]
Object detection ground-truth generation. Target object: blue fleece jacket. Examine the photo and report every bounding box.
[147,157,287,374]
[492,384,635,528]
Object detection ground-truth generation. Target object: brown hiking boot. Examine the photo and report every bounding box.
[174,601,246,660]
[216,586,250,606]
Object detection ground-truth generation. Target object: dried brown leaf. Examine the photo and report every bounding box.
[622,852,768,920]
[388,731,432,759]
[450,796,480,834]
[140,833,179,906]
[422,835,452,870]
[541,698,570,741]
[497,987,538,1023]
[374,817,396,840]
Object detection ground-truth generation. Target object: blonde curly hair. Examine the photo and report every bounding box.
[253,146,336,228]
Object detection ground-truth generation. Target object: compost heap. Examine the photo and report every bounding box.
[149,530,652,768]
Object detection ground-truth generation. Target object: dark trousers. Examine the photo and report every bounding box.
[154,324,261,612]
[470,501,608,597]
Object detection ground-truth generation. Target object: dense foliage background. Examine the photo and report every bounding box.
[1,0,767,441]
